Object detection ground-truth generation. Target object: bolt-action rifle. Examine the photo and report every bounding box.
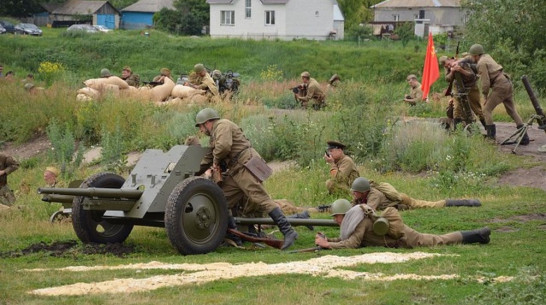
[444,41,460,97]
[227,229,283,249]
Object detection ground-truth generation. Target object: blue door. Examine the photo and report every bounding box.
[97,14,115,29]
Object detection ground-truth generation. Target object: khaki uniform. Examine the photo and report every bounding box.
[0,153,19,206]
[327,205,462,249]
[201,119,276,217]
[122,73,140,87]
[353,186,445,210]
[476,54,523,126]
[445,60,484,123]
[326,155,359,194]
[405,83,423,104]
[194,73,220,102]
[297,78,325,109]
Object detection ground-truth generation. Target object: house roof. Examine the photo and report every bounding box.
[122,0,175,12]
[333,3,344,21]
[372,0,460,8]
[40,2,63,13]
[206,0,289,4]
[51,0,118,15]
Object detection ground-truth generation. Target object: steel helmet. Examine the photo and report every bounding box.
[195,108,220,127]
[300,71,311,78]
[469,44,485,56]
[351,177,370,193]
[194,63,205,73]
[330,199,352,216]
[100,68,112,78]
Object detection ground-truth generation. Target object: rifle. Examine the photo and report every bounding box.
[521,75,546,131]
[143,81,163,87]
[445,41,460,97]
[287,246,323,254]
[317,204,331,213]
[227,229,283,249]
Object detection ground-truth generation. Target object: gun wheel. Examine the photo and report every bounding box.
[165,177,228,255]
[72,172,134,244]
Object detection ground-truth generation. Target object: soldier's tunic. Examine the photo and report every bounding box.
[405,83,423,104]
[444,60,484,123]
[326,155,359,194]
[298,78,325,108]
[201,119,276,216]
[353,186,446,210]
[194,73,220,102]
[476,54,523,126]
[122,73,140,87]
[0,153,19,206]
[327,205,462,249]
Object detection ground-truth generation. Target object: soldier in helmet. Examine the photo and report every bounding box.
[195,108,298,250]
[468,44,529,144]
[100,68,112,78]
[295,71,326,110]
[403,74,423,105]
[152,67,173,85]
[314,198,491,249]
[439,55,485,129]
[188,63,220,102]
[324,140,359,195]
[0,153,19,207]
[121,66,140,87]
[350,177,481,210]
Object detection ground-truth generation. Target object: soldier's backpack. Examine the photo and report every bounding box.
[361,205,405,239]
[370,181,402,202]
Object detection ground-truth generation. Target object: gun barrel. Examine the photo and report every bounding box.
[235,217,337,227]
[38,187,143,199]
[522,76,545,117]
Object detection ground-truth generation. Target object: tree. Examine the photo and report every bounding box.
[154,0,209,35]
[0,0,44,17]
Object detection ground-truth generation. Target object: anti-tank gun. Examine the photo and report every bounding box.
[39,145,336,255]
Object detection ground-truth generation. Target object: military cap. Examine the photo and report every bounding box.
[406,74,417,81]
[122,66,132,73]
[327,140,346,150]
[194,63,205,73]
[160,68,171,76]
[439,56,449,66]
[45,166,60,177]
[100,68,112,78]
[300,71,311,78]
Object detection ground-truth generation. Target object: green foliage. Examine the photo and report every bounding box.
[155,0,209,35]
[100,122,126,172]
[260,65,284,81]
[394,22,414,46]
[338,0,366,31]
[346,24,373,41]
[0,0,42,17]
[46,119,83,177]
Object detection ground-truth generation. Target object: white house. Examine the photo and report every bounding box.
[371,0,467,37]
[206,0,344,40]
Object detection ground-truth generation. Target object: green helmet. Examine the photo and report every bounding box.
[469,44,484,56]
[194,63,205,73]
[195,108,220,127]
[330,199,352,216]
[100,68,111,78]
[351,177,370,193]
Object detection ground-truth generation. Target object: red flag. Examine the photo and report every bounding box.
[421,32,440,100]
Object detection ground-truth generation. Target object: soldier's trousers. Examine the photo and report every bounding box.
[221,167,277,217]
[400,193,446,209]
[454,86,484,122]
[483,76,524,126]
[0,185,16,206]
[401,225,463,247]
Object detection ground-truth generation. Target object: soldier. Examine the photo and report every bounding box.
[439,55,486,129]
[324,141,359,195]
[100,68,112,78]
[314,199,491,249]
[195,108,298,250]
[350,177,481,210]
[468,44,529,144]
[152,68,173,84]
[295,71,326,110]
[0,153,19,206]
[403,74,423,105]
[188,64,220,102]
[121,66,140,87]
[43,166,60,187]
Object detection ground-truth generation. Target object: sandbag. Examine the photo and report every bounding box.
[76,93,93,102]
[103,76,129,89]
[171,84,205,98]
[150,77,175,102]
[371,181,402,202]
[101,84,120,96]
[83,78,111,90]
[77,87,100,99]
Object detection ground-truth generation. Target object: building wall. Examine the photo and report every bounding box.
[374,7,465,26]
[285,0,334,40]
[121,12,154,29]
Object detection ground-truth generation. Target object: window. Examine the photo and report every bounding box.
[393,14,399,21]
[419,10,425,19]
[221,10,235,25]
[265,10,275,25]
[245,0,251,18]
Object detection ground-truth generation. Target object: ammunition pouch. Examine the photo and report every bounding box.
[244,155,273,182]
[361,205,405,239]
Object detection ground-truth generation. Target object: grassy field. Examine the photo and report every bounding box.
[0,29,545,304]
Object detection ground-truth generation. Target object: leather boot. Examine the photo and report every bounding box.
[461,227,491,244]
[269,207,298,250]
[225,216,243,246]
[445,199,481,207]
[485,124,496,140]
[480,118,486,129]
[287,210,313,230]
[516,125,530,145]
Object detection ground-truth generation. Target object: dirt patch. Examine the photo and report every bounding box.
[0,135,51,160]
[495,122,546,163]
[498,166,546,191]
[488,213,546,224]
[494,226,519,233]
[0,240,135,258]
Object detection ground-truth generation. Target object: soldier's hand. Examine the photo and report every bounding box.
[203,168,213,179]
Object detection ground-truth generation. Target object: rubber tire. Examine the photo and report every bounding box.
[165,177,228,255]
[72,172,134,244]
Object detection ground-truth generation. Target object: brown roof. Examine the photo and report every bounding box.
[122,0,175,12]
[52,0,116,15]
[207,0,289,4]
[372,0,460,8]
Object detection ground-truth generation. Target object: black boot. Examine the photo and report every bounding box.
[485,124,496,140]
[446,199,481,207]
[461,227,491,244]
[287,210,313,230]
[269,207,298,250]
[516,125,530,145]
[480,118,487,129]
[225,216,243,247]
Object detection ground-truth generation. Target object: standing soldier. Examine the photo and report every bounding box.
[314,199,491,249]
[468,44,529,144]
[195,108,298,250]
[121,66,140,87]
[0,153,19,206]
[439,56,486,129]
[324,141,359,195]
[403,74,423,105]
[295,71,326,110]
[188,64,220,102]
